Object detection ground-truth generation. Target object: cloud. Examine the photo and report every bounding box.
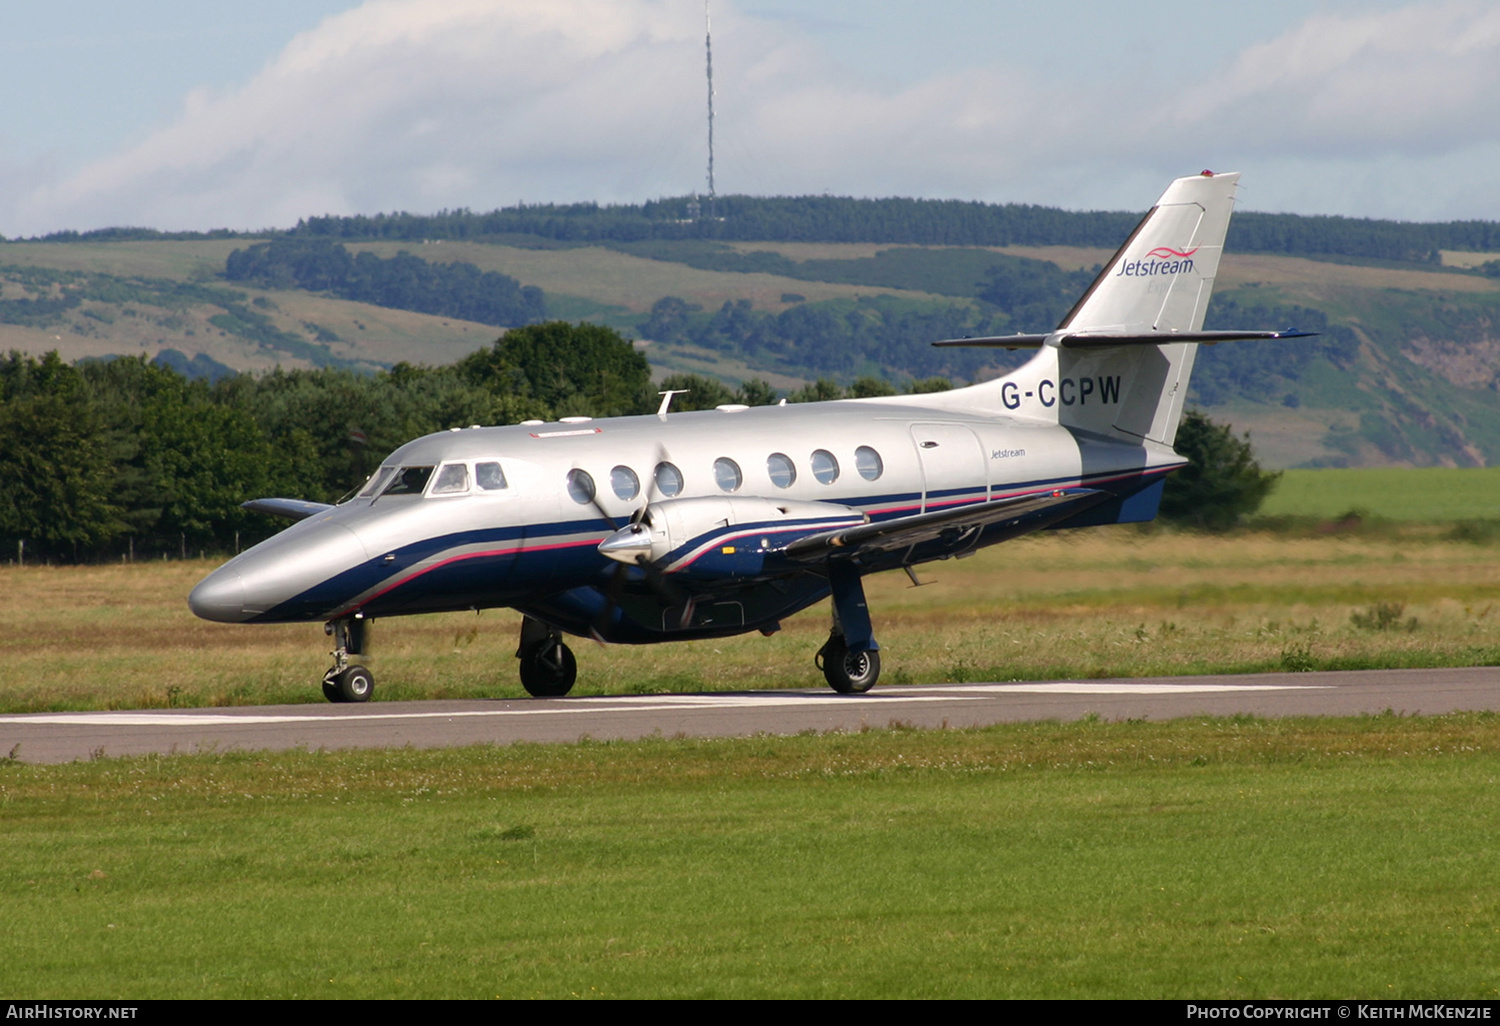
[4,0,1500,234]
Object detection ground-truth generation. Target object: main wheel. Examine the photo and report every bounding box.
[322,679,344,703]
[334,664,374,703]
[519,640,577,697]
[819,636,881,694]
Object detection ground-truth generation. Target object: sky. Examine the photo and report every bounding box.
[2,0,1498,236]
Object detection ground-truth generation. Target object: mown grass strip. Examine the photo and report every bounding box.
[1262,468,1500,522]
[2,714,1497,998]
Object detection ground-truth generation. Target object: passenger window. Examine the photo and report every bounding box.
[855,446,884,482]
[810,449,839,485]
[655,462,684,497]
[432,463,470,494]
[475,461,508,490]
[714,457,742,493]
[358,466,397,498]
[382,466,433,496]
[767,453,796,488]
[566,468,596,505]
[611,465,640,501]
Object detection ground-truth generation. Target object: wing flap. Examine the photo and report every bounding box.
[783,489,1107,560]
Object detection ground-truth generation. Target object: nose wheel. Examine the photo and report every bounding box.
[323,664,374,703]
[322,617,374,703]
[517,616,577,697]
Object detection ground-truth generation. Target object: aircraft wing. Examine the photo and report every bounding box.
[782,488,1106,560]
[241,497,336,522]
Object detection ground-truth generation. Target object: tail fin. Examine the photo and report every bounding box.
[929,171,1241,448]
[1059,170,1237,336]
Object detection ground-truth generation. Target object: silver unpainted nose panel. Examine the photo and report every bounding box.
[188,569,247,623]
[189,521,368,623]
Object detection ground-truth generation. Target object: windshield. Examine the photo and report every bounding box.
[357,466,398,499]
[380,466,434,497]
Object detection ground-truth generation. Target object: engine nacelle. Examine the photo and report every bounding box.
[598,496,865,577]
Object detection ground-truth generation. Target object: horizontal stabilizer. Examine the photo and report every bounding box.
[932,329,1317,350]
[784,489,1106,560]
[241,497,335,522]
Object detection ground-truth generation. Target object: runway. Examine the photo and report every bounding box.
[3,666,1498,764]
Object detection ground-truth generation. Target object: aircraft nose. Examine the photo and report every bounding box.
[189,568,248,623]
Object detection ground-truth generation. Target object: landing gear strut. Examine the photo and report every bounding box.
[322,617,374,703]
[819,561,881,694]
[517,616,577,697]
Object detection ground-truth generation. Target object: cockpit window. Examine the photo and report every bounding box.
[476,461,508,491]
[432,463,470,495]
[381,465,433,496]
[358,466,397,498]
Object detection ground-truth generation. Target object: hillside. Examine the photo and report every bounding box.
[4,216,1500,469]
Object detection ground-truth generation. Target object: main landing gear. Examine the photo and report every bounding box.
[322,617,373,703]
[817,633,881,694]
[517,616,577,697]
[818,561,881,694]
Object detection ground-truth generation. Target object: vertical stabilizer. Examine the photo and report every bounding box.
[906,172,1242,449]
[1058,171,1238,336]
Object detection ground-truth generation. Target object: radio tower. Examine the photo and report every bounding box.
[704,0,716,220]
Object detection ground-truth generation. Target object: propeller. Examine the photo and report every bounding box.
[583,443,696,638]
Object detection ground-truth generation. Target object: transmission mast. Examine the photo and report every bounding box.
[704,0,716,220]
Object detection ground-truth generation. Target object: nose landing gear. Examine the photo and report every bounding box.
[322,617,374,703]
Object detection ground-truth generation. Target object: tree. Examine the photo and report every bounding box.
[0,352,125,553]
[459,322,652,418]
[1159,410,1280,531]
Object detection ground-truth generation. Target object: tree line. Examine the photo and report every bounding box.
[224,238,547,328]
[0,325,786,562]
[280,196,1500,265]
[19,193,1500,266]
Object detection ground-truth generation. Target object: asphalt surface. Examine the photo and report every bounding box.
[2,666,1498,764]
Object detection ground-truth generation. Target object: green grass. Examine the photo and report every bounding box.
[3,715,1498,998]
[1262,468,1500,521]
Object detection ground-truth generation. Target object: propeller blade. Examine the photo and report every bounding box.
[589,562,630,644]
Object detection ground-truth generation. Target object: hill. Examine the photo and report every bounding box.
[5,195,1500,469]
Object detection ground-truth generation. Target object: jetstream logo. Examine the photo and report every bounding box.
[1115,245,1197,277]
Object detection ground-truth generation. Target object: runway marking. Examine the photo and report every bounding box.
[881,682,1332,695]
[0,681,1332,728]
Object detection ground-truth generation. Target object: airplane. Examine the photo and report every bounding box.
[190,170,1310,703]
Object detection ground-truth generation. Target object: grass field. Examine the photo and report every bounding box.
[4,522,1500,713]
[2,716,1497,998]
[1262,468,1500,521]
[6,513,1500,998]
